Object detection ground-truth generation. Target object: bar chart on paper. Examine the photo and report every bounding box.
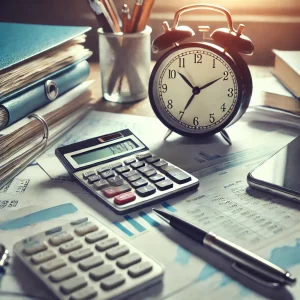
[112,201,177,237]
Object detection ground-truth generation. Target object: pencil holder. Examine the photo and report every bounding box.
[98,26,152,103]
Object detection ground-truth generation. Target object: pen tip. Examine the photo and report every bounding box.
[152,208,171,224]
[285,273,297,286]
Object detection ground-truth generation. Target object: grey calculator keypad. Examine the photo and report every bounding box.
[75,152,197,213]
[14,217,164,300]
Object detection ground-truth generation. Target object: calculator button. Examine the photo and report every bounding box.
[89,265,115,281]
[144,169,157,177]
[138,165,155,175]
[83,171,96,180]
[122,170,139,179]
[88,175,101,184]
[166,168,192,184]
[96,238,119,251]
[131,161,145,169]
[93,180,109,191]
[103,184,131,198]
[116,253,141,269]
[136,153,152,161]
[31,250,56,265]
[75,222,98,237]
[71,218,89,226]
[132,179,148,189]
[70,286,98,300]
[23,242,47,255]
[115,166,130,174]
[59,240,82,254]
[107,176,124,186]
[111,161,123,170]
[160,165,177,174]
[101,170,115,180]
[100,274,126,291]
[69,248,93,262]
[106,245,129,260]
[136,185,156,197]
[153,160,168,169]
[155,180,173,191]
[49,232,74,246]
[97,166,109,175]
[40,258,66,274]
[45,226,62,235]
[85,230,108,244]
[146,156,160,164]
[149,174,165,183]
[49,267,77,283]
[128,261,153,278]
[114,192,136,205]
[79,256,104,271]
[124,158,136,165]
[60,276,87,295]
[127,174,142,182]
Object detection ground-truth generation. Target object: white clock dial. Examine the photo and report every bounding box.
[156,47,238,133]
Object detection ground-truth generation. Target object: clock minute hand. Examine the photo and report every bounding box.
[178,72,194,89]
[199,77,223,91]
[183,94,196,111]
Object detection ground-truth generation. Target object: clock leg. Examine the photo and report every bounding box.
[220,130,232,146]
[164,129,173,140]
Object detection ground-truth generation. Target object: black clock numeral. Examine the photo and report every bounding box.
[167,100,173,109]
[221,103,226,112]
[223,71,229,81]
[209,113,215,124]
[193,117,199,126]
[168,70,176,79]
[194,54,202,64]
[212,59,216,68]
[228,88,234,97]
[179,111,184,121]
[179,57,185,68]
[162,84,168,93]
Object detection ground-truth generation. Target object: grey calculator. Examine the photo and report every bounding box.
[55,129,199,214]
[14,216,164,300]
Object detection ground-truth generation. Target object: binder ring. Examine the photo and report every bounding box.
[28,113,49,143]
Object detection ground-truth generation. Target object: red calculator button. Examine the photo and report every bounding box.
[114,192,136,205]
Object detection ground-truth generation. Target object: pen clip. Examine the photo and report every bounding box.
[232,263,281,289]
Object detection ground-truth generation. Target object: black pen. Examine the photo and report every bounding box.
[153,208,296,288]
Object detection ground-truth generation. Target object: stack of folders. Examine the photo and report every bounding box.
[0,23,97,188]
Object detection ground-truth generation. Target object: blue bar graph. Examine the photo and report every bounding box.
[124,215,146,232]
[162,202,177,213]
[113,221,134,237]
[139,212,160,227]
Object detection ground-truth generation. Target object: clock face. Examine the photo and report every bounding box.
[150,44,241,135]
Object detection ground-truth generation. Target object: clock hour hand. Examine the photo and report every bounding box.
[199,77,222,91]
[178,72,194,89]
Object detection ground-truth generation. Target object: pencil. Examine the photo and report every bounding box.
[135,0,155,32]
[101,0,122,33]
[87,0,112,32]
[128,0,143,33]
[121,4,130,33]
[107,0,122,28]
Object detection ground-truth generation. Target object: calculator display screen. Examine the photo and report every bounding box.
[72,140,138,165]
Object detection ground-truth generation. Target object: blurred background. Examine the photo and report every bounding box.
[1,0,300,66]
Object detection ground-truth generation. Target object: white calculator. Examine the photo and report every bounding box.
[55,129,199,214]
[14,216,164,300]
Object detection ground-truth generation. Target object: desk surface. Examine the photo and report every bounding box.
[89,62,272,117]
